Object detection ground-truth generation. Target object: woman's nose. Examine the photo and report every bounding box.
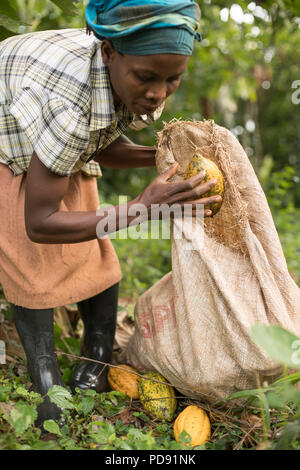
[145,83,167,102]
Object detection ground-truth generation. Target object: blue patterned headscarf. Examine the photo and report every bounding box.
[85,0,201,56]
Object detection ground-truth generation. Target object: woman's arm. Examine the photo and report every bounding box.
[93,134,156,168]
[25,152,141,244]
[25,152,221,244]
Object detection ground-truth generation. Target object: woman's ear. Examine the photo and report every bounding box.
[101,39,118,66]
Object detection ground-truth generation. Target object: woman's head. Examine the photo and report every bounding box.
[101,40,189,114]
[86,0,201,113]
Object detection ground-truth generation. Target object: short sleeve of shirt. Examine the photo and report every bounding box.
[9,86,90,177]
[129,101,165,131]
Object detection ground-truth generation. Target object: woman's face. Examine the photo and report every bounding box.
[101,40,190,115]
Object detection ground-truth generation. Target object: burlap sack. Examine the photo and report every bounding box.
[125,119,300,402]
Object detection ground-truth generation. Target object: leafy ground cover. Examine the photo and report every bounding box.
[0,308,300,450]
[0,0,299,451]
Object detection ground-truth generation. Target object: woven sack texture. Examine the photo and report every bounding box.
[125,120,300,401]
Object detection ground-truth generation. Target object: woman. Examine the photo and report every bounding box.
[0,0,221,425]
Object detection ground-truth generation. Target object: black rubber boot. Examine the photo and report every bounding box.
[13,305,64,428]
[69,283,119,394]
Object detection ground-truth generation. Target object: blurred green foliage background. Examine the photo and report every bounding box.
[1,0,299,297]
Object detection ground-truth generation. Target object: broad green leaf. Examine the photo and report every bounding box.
[31,440,59,450]
[267,385,300,409]
[117,440,134,450]
[266,390,288,409]
[64,337,81,356]
[0,3,19,21]
[80,396,95,416]
[47,385,76,410]
[177,430,192,447]
[127,427,145,440]
[60,438,85,450]
[8,402,37,434]
[15,386,30,398]
[49,0,77,16]
[62,368,72,384]
[251,324,300,369]
[135,434,156,450]
[43,419,62,436]
[16,444,32,450]
[90,422,116,445]
[0,14,27,33]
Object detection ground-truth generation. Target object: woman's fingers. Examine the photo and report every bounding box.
[181,195,222,207]
[204,210,212,217]
[168,196,221,221]
[193,209,212,217]
[167,178,218,204]
[141,164,221,216]
[166,170,207,194]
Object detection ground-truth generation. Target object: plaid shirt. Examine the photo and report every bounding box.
[0,28,164,178]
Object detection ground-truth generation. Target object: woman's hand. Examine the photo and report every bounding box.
[137,163,222,219]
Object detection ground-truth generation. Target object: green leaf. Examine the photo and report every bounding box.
[31,440,59,450]
[60,438,84,450]
[274,372,300,385]
[47,385,76,410]
[90,422,116,445]
[178,429,192,447]
[49,0,77,16]
[127,428,144,440]
[43,419,62,436]
[117,440,134,450]
[250,325,300,369]
[64,337,81,356]
[8,402,37,434]
[261,391,271,430]
[266,390,287,409]
[62,367,72,384]
[80,396,95,416]
[275,418,300,450]
[0,3,19,21]
[132,411,151,422]
[267,385,300,409]
[15,386,30,398]
[0,14,27,33]
[227,388,261,401]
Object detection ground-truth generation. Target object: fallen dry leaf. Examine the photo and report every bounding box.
[241,409,262,429]
[116,407,137,425]
[0,400,15,415]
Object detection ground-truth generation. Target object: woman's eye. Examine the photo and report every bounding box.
[168,76,180,84]
[136,74,153,83]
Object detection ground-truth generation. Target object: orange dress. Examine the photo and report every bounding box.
[0,163,122,309]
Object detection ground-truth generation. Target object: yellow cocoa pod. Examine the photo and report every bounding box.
[138,371,177,422]
[174,405,211,447]
[184,153,224,216]
[107,364,140,399]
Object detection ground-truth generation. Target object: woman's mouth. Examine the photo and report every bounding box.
[138,104,159,114]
